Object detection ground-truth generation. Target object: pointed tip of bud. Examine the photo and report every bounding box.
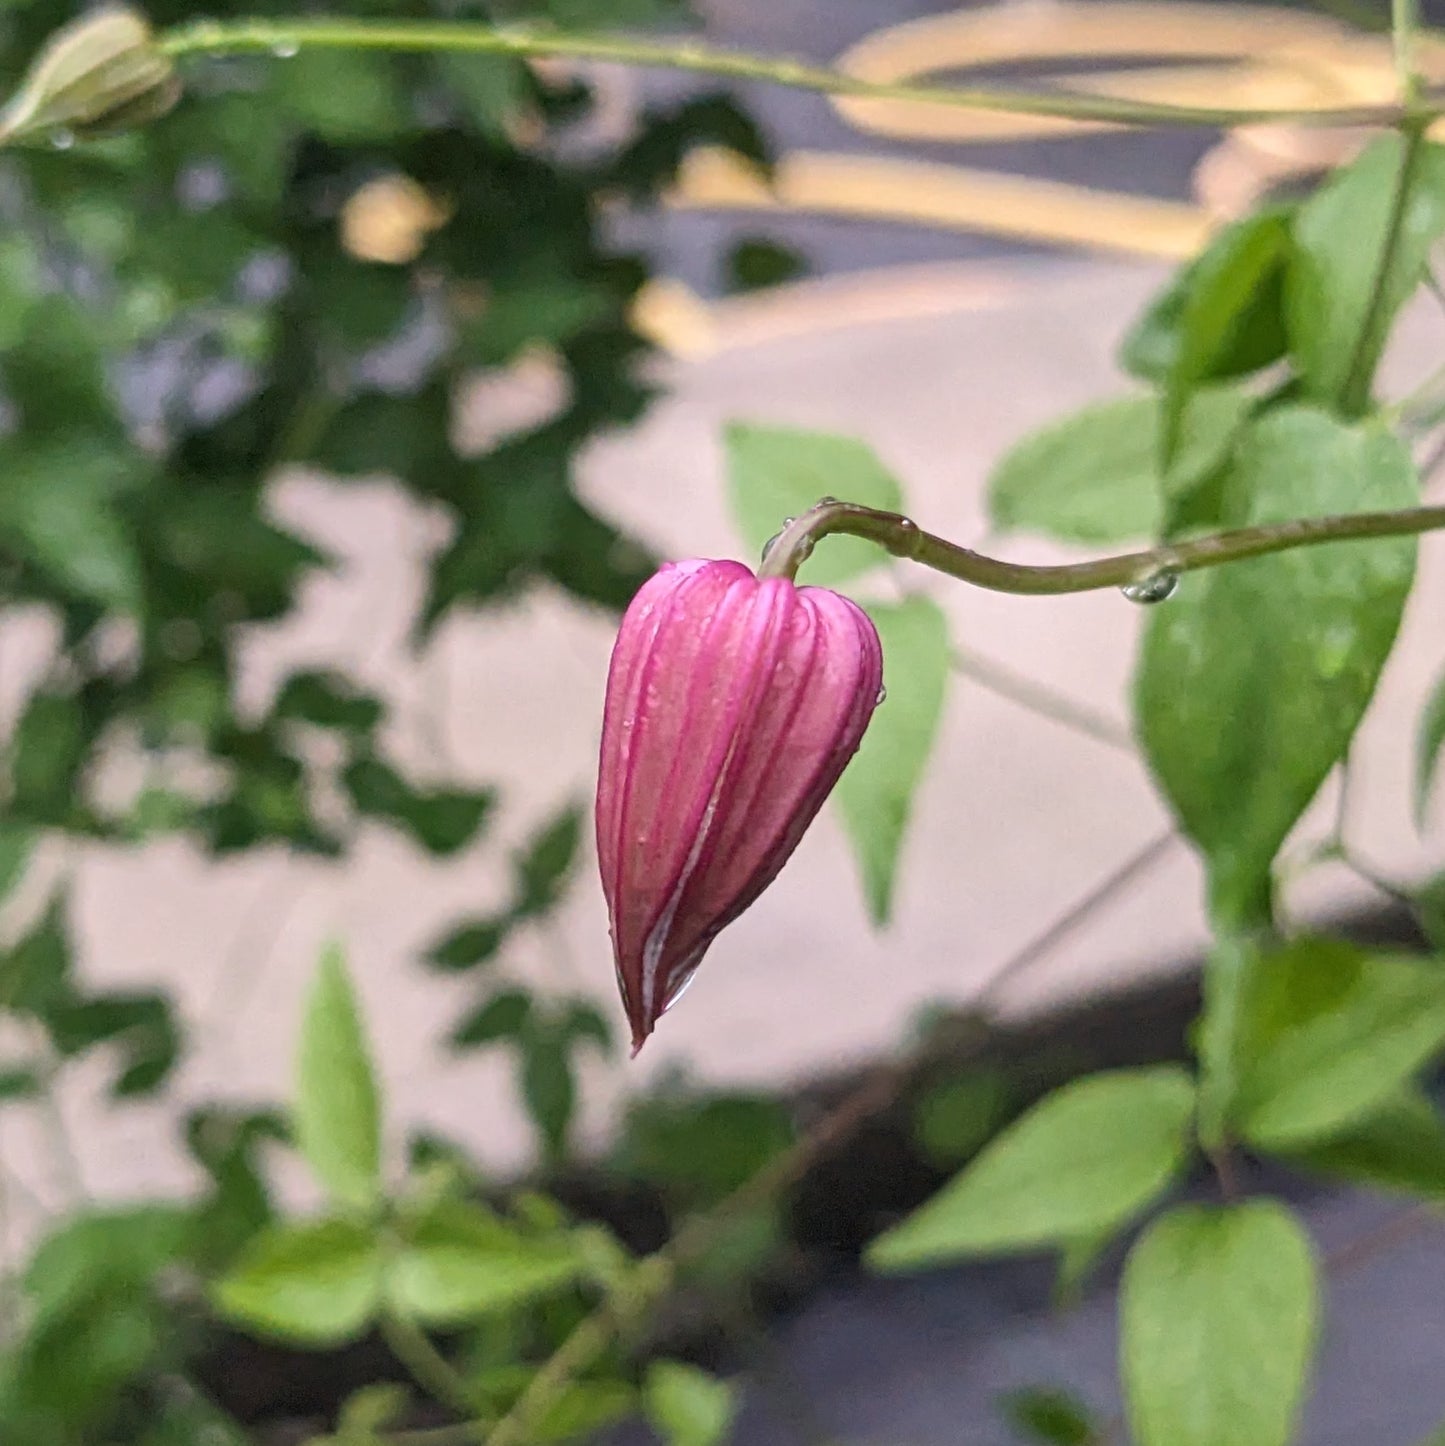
[597,558,884,1051]
[0,7,180,148]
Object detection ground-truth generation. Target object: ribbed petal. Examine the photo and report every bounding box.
[595,560,883,1052]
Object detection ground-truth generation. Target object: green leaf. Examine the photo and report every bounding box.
[1226,937,1445,1149]
[834,596,948,925]
[11,690,86,820]
[1415,662,1445,826]
[0,438,145,612]
[1121,1201,1318,1446]
[275,51,408,139]
[1001,1386,1098,1445]
[512,803,583,918]
[451,989,533,1048]
[212,1218,383,1345]
[912,1070,1013,1167]
[424,917,511,973]
[332,1383,409,1444]
[273,671,383,736]
[727,237,807,293]
[343,757,494,856]
[294,945,382,1210]
[724,422,903,585]
[520,1022,576,1161]
[644,1362,737,1446]
[386,1200,582,1326]
[1288,134,1445,412]
[0,823,35,903]
[988,388,1251,544]
[1122,210,1290,388]
[1416,871,1445,950]
[1276,1088,1445,1198]
[1134,407,1417,928]
[867,1067,1195,1269]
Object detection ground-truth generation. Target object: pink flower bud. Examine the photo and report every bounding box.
[596,558,884,1054]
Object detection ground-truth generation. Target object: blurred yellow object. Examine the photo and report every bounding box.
[340,173,451,265]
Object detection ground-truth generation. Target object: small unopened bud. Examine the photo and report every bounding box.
[0,7,180,147]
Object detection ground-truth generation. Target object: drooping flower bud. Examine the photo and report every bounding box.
[596,559,883,1054]
[0,7,180,147]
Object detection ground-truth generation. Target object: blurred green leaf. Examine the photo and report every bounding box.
[834,595,949,925]
[520,1020,577,1162]
[869,1067,1195,1269]
[0,823,35,903]
[644,1361,737,1446]
[452,989,534,1048]
[513,802,583,918]
[987,387,1251,544]
[274,50,408,139]
[11,690,87,821]
[727,237,807,293]
[186,1106,286,1263]
[425,916,511,973]
[1135,407,1417,928]
[295,944,382,1210]
[1416,871,1445,949]
[48,989,179,1096]
[344,756,494,855]
[1276,1088,1445,1197]
[725,422,904,585]
[273,671,383,735]
[1223,937,1445,1149]
[913,1071,1014,1167]
[1416,661,1445,827]
[386,1199,582,1325]
[1121,1201,1318,1446]
[213,1218,384,1345]
[1002,1385,1098,1445]
[1288,133,1445,412]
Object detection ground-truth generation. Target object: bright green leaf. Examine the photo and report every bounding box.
[644,1361,737,1446]
[724,422,903,585]
[867,1067,1195,1269]
[1227,937,1445,1149]
[912,1071,1013,1167]
[1121,1200,1318,1446]
[987,387,1251,544]
[385,1200,581,1326]
[294,945,382,1210]
[212,1218,383,1345]
[1288,134,1445,412]
[834,595,948,925]
[1134,407,1417,928]
[1276,1088,1445,1197]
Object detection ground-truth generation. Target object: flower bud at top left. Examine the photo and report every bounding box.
[0,7,181,147]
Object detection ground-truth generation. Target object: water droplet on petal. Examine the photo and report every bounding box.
[1121,570,1179,605]
[875,684,887,706]
[49,128,75,150]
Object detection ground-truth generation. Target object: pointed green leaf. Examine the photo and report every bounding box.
[213,1218,383,1345]
[1288,134,1445,412]
[724,422,903,585]
[834,595,948,925]
[1135,407,1417,928]
[294,945,382,1210]
[644,1361,737,1446]
[1277,1088,1445,1198]
[1225,937,1445,1149]
[385,1200,582,1326]
[987,388,1250,544]
[868,1067,1195,1269]
[1121,1201,1318,1446]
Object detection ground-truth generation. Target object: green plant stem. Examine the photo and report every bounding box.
[381,1312,479,1420]
[1395,0,1424,104]
[157,16,1445,131]
[757,497,1445,593]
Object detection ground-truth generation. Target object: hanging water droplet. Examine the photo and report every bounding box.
[49,127,75,149]
[1121,570,1179,605]
[270,38,299,57]
[875,684,888,706]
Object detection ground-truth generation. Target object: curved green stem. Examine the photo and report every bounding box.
[158,16,1445,131]
[756,498,1445,593]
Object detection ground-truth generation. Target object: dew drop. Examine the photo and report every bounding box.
[49,128,75,150]
[875,684,887,706]
[270,38,299,56]
[1121,570,1179,605]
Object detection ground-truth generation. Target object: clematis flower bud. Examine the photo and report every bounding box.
[596,558,883,1054]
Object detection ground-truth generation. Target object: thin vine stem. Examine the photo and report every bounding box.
[757,498,1445,593]
[157,17,1445,132]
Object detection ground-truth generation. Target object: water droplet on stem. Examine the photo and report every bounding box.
[1121,570,1179,605]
